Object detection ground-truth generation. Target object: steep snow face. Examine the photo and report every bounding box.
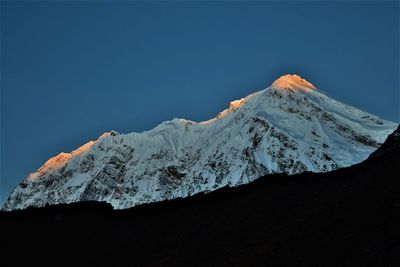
[3,75,397,211]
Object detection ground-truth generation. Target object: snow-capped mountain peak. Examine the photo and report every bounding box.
[272,74,317,91]
[3,75,397,211]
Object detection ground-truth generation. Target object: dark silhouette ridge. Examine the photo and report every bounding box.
[1,126,399,266]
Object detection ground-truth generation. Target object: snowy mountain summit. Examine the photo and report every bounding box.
[272,74,317,91]
[3,74,397,211]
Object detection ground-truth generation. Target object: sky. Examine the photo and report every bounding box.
[1,1,399,206]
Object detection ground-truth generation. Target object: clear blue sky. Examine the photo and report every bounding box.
[1,1,399,206]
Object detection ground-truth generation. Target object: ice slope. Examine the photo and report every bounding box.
[3,74,397,211]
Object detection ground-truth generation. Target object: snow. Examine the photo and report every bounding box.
[272,74,317,91]
[3,74,398,211]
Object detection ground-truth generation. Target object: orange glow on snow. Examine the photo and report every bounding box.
[272,74,317,91]
[200,97,247,124]
[229,98,245,109]
[28,140,96,180]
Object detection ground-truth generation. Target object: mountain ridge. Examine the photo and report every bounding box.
[3,74,397,211]
[1,125,399,266]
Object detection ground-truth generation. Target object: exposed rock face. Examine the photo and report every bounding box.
[3,75,397,211]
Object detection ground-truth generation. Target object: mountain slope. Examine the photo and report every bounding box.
[3,74,397,211]
[1,127,399,266]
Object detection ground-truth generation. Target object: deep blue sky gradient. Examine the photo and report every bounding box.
[1,1,399,205]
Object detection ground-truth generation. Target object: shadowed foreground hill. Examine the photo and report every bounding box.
[1,126,399,266]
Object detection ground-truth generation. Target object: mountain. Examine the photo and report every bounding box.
[369,123,400,158]
[1,126,399,266]
[2,74,397,211]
